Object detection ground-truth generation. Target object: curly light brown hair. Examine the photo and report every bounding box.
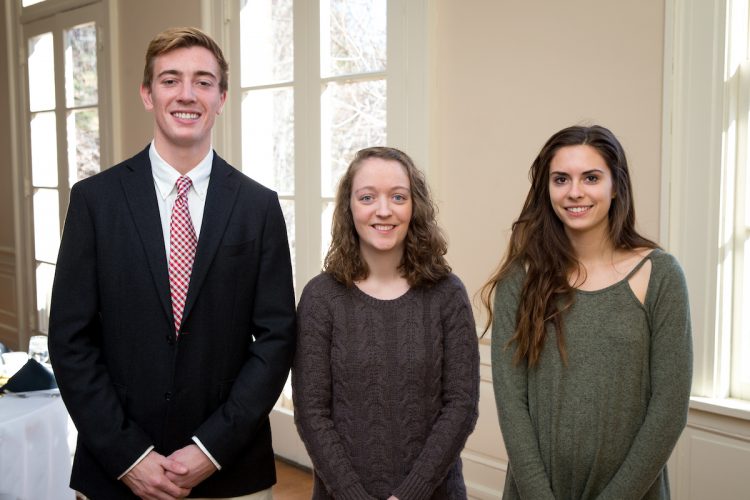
[324,147,451,288]
[142,27,229,93]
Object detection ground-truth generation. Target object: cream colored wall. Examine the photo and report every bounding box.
[115,0,202,160]
[429,2,667,495]
[431,0,665,314]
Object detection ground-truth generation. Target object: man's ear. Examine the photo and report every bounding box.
[217,90,227,115]
[140,84,154,111]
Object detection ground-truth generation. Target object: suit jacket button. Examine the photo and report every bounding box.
[164,391,173,401]
[166,335,174,345]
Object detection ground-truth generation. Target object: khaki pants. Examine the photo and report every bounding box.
[190,487,273,500]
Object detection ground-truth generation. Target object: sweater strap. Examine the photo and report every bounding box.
[623,249,657,281]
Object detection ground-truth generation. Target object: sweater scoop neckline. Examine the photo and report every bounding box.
[352,282,416,305]
[573,248,659,296]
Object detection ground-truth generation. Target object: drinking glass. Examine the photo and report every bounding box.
[28,335,49,364]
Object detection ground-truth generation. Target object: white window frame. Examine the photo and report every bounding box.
[202,0,431,292]
[663,0,750,412]
[201,0,431,466]
[7,0,116,348]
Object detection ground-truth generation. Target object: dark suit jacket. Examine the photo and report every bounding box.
[49,146,296,499]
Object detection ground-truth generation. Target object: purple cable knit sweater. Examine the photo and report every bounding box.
[292,272,479,500]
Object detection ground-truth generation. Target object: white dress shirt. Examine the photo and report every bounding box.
[149,141,212,259]
[117,142,221,480]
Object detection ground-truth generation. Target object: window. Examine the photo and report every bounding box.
[205,0,429,411]
[207,0,429,291]
[236,0,388,287]
[15,0,112,335]
[665,0,750,404]
[721,0,750,400]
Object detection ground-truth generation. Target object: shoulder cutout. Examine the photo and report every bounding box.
[627,249,655,304]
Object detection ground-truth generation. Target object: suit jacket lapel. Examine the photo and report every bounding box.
[120,146,173,326]
[181,153,240,324]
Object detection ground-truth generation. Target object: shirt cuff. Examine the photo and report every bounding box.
[117,445,155,480]
[192,436,222,470]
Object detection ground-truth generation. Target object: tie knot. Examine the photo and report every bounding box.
[175,176,192,197]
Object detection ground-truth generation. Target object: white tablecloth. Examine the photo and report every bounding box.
[0,390,75,500]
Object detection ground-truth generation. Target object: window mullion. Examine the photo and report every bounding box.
[226,0,242,166]
[667,0,728,398]
[385,0,430,182]
[293,0,322,294]
[52,24,69,241]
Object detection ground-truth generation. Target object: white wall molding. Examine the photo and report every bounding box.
[0,246,15,263]
[671,415,750,499]
[269,407,312,469]
[686,408,750,442]
[461,341,505,498]
[465,479,504,500]
[461,449,506,471]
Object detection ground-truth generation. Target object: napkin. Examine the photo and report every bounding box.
[0,358,57,393]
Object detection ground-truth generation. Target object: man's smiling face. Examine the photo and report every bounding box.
[140,45,226,157]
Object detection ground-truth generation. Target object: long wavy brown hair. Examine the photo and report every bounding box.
[481,125,658,367]
[324,147,451,288]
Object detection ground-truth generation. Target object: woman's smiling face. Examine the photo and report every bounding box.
[548,144,614,240]
[350,157,412,264]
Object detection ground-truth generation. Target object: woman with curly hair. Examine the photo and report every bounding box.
[293,146,479,499]
[483,125,692,499]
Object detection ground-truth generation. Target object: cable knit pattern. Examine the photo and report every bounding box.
[293,272,479,500]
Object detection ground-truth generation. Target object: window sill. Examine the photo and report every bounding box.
[690,396,750,421]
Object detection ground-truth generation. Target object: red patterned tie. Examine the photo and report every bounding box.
[169,176,197,335]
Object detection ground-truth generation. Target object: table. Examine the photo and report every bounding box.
[0,390,75,500]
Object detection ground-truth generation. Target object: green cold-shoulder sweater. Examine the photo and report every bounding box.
[491,249,692,500]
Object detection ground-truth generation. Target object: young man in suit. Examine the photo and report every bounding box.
[49,27,296,500]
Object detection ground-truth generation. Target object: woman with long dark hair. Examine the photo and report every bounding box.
[294,147,479,499]
[483,125,692,499]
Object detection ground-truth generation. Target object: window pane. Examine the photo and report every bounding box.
[280,199,296,286]
[734,235,750,397]
[241,87,295,194]
[321,200,334,262]
[321,0,386,77]
[321,78,386,197]
[23,0,47,6]
[240,0,293,87]
[33,188,61,264]
[65,22,98,108]
[36,262,56,334]
[67,108,100,185]
[28,32,55,112]
[30,111,58,188]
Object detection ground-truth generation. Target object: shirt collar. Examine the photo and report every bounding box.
[149,141,213,200]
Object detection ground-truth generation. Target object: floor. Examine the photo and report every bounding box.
[272,459,313,499]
